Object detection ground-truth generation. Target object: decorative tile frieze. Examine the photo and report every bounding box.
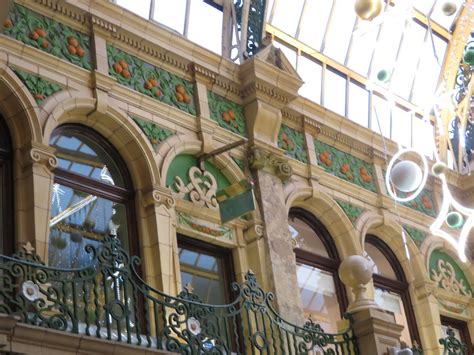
[314,140,377,192]
[3,4,91,70]
[335,199,364,225]
[132,116,174,151]
[277,125,307,163]
[429,249,472,297]
[12,68,62,105]
[177,211,234,240]
[401,189,437,218]
[403,225,427,248]
[107,45,196,116]
[207,91,247,137]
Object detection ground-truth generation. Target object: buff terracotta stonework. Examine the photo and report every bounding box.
[0,0,472,354]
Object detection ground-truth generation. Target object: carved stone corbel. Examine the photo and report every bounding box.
[244,222,264,243]
[140,186,176,209]
[20,142,57,171]
[249,147,292,182]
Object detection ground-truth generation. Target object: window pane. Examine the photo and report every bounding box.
[324,69,346,117]
[411,34,447,107]
[188,0,222,54]
[348,81,369,127]
[271,0,305,36]
[179,245,227,304]
[346,20,378,76]
[375,288,412,346]
[297,55,322,104]
[51,130,125,188]
[390,22,427,99]
[289,217,329,257]
[365,243,397,279]
[115,0,151,18]
[391,106,412,148]
[297,0,333,51]
[369,12,405,87]
[49,184,129,268]
[323,0,357,63]
[412,118,435,157]
[297,263,340,333]
[152,0,186,34]
[372,95,391,138]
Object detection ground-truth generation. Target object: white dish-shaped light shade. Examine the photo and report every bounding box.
[441,1,457,16]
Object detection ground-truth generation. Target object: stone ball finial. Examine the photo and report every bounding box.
[339,255,380,313]
[339,255,373,287]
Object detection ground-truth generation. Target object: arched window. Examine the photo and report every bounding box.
[365,235,419,346]
[48,125,136,268]
[0,116,12,255]
[289,208,347,333]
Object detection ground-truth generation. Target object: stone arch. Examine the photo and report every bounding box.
[0,65,42,149]
[43,97,159,190]
[287,186,361,259]
[360,214,427,283]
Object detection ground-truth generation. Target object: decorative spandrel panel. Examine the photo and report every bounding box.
[207,91,247,137]
[277,125,308,163]
[166,154,230,209]
[429,249,472,298]
[132,116,174,151]
[3,4,92,70]
[314,140,377,192]
[107,45,196,115]
[403,225,427,248]
[336,199,364,225]
[12,68,62,104]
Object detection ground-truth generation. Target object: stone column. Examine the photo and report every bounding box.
[16,142,57,260]
[247,146,303,323]
[137,186,179,296]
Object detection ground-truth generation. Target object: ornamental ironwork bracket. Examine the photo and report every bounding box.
[198,138,248,171]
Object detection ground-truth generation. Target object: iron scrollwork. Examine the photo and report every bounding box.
[0,236,358,354]
[439,327,467,355]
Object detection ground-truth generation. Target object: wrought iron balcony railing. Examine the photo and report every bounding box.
[0,234,358,354]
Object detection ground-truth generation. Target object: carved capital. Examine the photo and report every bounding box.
[244,222,264,243]
[141,187,176,209]
[21,142,57,170]
[249,147,292,182]
[413,279,435,299]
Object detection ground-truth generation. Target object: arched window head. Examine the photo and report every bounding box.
[365,242,397,280]
[50,128,125,187]
[289,215,329,257]
[48,125,136,268]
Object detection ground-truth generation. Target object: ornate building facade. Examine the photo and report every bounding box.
[0,0,472,354]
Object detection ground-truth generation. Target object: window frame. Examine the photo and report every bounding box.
[177,234,236,304]
[50,124,140,258]
[290,207,348,317]
[0,116,13,255]
[366,235,420,345]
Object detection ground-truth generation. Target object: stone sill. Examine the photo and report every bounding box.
[0,315,172,355]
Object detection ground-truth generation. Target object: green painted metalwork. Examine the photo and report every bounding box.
[13,68,62,105]
[403,225,427,248]
[107,45,196,116]
[3,4,91,70]
[336,199,364,225]
[314,140,377,192]
[429,249,472,297]
[278,125,308,163]
[132,116,174,151]
[234,0,267,57]
[439,327,467,355]
[0,236,359,354]
[207,91,247,137]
